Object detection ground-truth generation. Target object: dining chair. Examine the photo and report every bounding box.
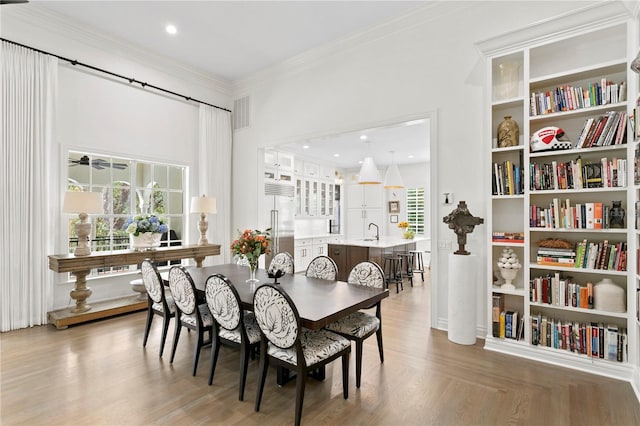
[268,251,295,274]
[168,265,214,376]
[235,254,250,267]
[324,261,385,388]
[204,273,261,401]
[305,255,338,280]
[140,259,176,357]
[253,284,350,426]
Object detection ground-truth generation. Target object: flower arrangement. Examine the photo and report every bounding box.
[230,228,272,272]
[398,221,414,239]
[123,213,168,236]
[398,221,410,230]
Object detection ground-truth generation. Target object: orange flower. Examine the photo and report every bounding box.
[230,228,272,265]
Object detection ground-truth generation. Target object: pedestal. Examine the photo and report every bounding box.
[448,253,477,345]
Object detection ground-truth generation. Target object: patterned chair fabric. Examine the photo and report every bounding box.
[218,312,261,344]
[141,260,164,304]
[168,266,197,315]
[269,252,295,275]
[253,283,351,426]
[305,255,338,280]
[235,255,250,267]
[348,261,384,288]
[206,275,241,331]
[324,260,385,389]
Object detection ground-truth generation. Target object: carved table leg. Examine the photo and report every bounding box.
[194,256,205,267]
[69,270,92,313]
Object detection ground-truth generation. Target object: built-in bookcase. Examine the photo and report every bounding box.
[482,8,639,382]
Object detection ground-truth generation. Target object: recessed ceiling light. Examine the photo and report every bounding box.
[166,24,177,35]
[358,160,363,164]
[360,135,367,140]
[303,145,309,149]
[408,154,415,159]
[333,153,340,157]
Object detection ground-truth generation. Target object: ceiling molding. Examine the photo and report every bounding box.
[475,1,632,57]
[3,5,234,98]
[232,2,472,92]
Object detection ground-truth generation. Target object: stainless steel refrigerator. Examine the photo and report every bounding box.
[264,182,295,267]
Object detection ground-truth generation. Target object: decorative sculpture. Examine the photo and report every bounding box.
[443,201,484,255]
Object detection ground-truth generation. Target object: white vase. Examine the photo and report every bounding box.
[499,267,519,290]
[130,232,162,250]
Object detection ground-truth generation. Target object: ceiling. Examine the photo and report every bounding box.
[16,1,430,168]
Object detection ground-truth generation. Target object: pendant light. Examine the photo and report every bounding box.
[358,141,382,184]
[383,151,404,189]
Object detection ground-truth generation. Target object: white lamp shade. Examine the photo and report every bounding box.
[383,163,405,188]
[63,191,102,214]
[190,195,217,214]
[358,157,382,184]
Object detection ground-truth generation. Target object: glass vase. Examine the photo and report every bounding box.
[247,259,259,283]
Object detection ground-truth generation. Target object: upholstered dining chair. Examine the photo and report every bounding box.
[324,261,385,388]
[140,259,176,357]
[305,255,338,280]
[253,284,351,426]
[168,265,214,376]
[268,251,295,274]
[204,273,261,401]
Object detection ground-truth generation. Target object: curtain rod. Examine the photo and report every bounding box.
[1,38,232,113]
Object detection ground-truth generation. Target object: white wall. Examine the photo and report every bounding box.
[2,7,233,308]
[232,1,593,330]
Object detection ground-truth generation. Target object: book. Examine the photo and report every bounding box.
[492,294,504,338]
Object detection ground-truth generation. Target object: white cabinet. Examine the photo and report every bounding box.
[264,150,295,185]
[294,238,313,272]
[482,15,637,380]
[295,161,337,218]
[345,183,384,238]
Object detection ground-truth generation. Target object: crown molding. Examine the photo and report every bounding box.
[3,5,233,98]
[231,2,472,93]
[476,1,633,57]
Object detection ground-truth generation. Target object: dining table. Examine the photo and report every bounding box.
[185,263,389,385]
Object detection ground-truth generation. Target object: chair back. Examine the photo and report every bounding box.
[168,266,197,316]
[269,252,295,274]
[253,284,300,350]
[140,259,164,304]
[305,255,338,280]
[205,273,241,332]
[348,261,384,289]
[235,255,250,267]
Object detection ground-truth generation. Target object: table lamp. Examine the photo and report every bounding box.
[190,195,217,245]
[63,191,102,256]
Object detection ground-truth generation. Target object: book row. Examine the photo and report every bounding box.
[492,161,524,195]
[574,111,627,148]
[530,273,596,308]
[491,295,523,340]
[529,80,625,117]
[492,231,525,243]
[530,157,627,191]
[530,314,627,362]
[573,239,627,271]
[529,199,624,230]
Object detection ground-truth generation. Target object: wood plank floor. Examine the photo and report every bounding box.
[2,270,640,425]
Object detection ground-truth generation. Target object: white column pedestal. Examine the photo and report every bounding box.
[448,253,477,345]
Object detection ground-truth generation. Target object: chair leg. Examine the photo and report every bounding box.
[238,342,251,401]
[255,346,269,412]
[142,307,154,347]
[341,353,349,399]
[208,336,221,386]
[294,369,306,426]
[159,314,171,357]
[170,321,182,363]
[355,340,363,389]
[192,328,203,376]
[376,328,384,364]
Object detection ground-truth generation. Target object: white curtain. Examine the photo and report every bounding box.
[198,105,232,264]
[1,41,58,331]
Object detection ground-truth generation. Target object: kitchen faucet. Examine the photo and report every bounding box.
[368,222,379,241]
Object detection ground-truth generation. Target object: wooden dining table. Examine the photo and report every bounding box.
[186,264,389,331]
[186,263,389,386]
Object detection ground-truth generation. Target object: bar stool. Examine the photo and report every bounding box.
[409,249,425,282]
[383,256,403,293]
[397,252,414,287]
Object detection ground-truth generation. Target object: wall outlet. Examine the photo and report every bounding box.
[442,192,453,205]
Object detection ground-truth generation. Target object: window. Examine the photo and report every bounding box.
[67,151,186,274]
[406,187,425,234]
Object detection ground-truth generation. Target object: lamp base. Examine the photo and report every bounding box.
[198,216,209,245]
[74,221,92,256]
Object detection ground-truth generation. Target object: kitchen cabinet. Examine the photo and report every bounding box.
[295,160,337,218]
[346,208,384,240]
[295,236,340,272]
[345,183,384,239]
[264,150,294,171]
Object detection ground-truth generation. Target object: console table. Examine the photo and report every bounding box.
[47,244,220,329]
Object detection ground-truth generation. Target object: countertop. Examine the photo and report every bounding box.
[330,236,427,249]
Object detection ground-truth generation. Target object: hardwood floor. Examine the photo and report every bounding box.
[2,270,640,425]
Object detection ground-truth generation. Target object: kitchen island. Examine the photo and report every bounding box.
[328,236,426,281]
